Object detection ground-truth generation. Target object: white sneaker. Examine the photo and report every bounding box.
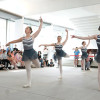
[11,65,14,69]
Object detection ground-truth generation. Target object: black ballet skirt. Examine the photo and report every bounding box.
[81,52,88,60]
[56,50,67,60]
[22,49,38,61]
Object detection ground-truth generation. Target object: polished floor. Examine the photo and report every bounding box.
[0,66,100,100]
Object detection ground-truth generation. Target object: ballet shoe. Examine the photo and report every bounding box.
[58,75,62,79]
[23,84,31,88]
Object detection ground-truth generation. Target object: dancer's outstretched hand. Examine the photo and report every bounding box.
[39,17,43,23]
[65,29,68,33]
[71,35,76,38]
[6,42,10,46]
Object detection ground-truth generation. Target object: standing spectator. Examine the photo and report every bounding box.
[43,46,48,60]
[38,51,42,61]
[74,47,80,67]
[88,51,93,65]
[6,46,11,53]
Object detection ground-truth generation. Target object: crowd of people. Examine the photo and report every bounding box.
[38,50,54,67]
[0,45,25,70]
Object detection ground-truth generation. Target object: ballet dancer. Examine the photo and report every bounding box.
[73,39,90,70]
[6,17,43,88]
[39,29,68,79]
[71,26,100,90]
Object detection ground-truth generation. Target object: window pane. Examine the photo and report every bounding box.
[0,18,6,49]
[7,20,15,42]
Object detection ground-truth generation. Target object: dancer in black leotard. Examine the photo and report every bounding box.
[39,29,69,79]
[71,26,100,90]
[73,40,90,70]
[6,17,43,88]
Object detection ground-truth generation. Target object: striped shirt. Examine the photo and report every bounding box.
[81,47,87,53]
[55,44,63,51]
[22,36,33,50]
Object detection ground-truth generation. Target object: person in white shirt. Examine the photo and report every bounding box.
[2,50,11,69]
[43,46,48,60]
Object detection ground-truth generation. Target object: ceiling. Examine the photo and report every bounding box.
[0,0,100,35]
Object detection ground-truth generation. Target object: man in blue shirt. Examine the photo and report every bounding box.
[74,47,80,67]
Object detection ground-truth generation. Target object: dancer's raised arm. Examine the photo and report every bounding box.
[86,39,90,47]
[32,17,43,39]
[39,43,55,47]
[62,29,68,46]
[6,37,23,46]
[71,35,97,40]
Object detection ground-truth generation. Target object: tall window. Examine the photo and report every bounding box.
[0,18,6,49]
[7,20,15,42]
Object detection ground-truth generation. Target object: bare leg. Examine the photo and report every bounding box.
[23,60,31,88]
[74,59,76,67]
[77,59,78,66]
[81,60,83,69]
[81,59,85,70]
[31,59,40,68]
[98,63,100,90]
[75,59,78,67]
[58,59,62,79]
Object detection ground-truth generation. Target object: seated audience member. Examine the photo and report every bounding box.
[13,44,18,51]
[38,51,42,61]
[39,58,44,67]
[15,50,25,67]
[43,58,46,67]
[45,58,49,67]
[2,50,11,69]
[11,51,17,62]
[0,50,4,67]
[7,50,18,69]
[50,59,54,67]
[46,60,49,67]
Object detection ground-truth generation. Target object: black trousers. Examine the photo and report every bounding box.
[0,59,3,64]
[2,59,11,68]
